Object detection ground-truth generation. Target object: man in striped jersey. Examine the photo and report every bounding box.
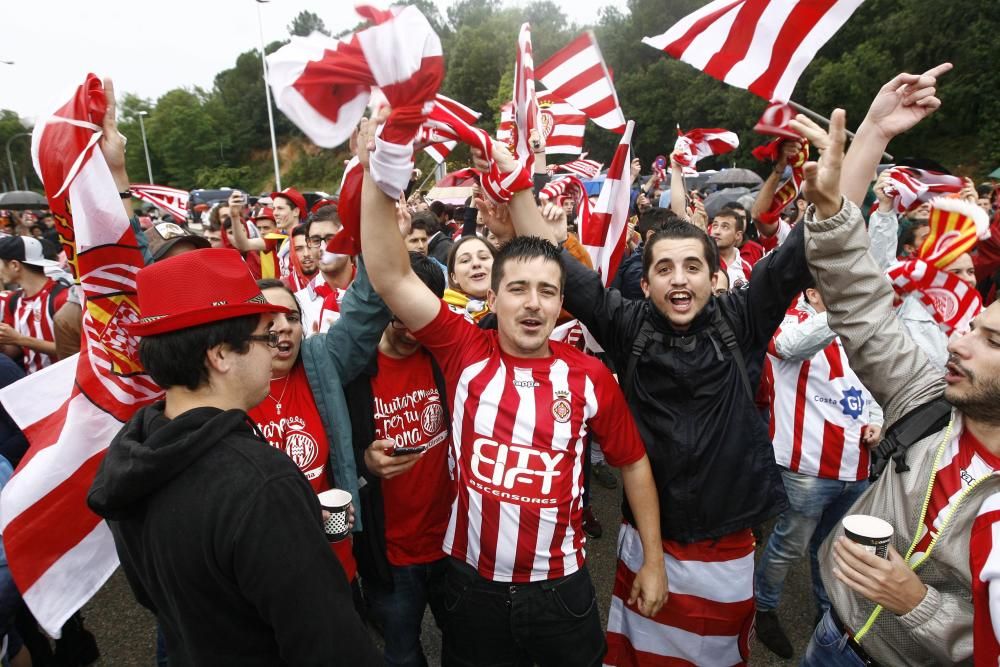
[358,116,666,667]
[754,288,882,658]
[792,64,1000,666]
[0,236,71,374]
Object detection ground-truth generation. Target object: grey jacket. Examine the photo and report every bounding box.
[805,200,1000,665]
[300,259,391,533]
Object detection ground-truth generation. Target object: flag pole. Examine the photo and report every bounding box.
[788,101,894,161]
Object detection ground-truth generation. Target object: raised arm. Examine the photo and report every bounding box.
[792,110,944,424]
[226,191,267,253]
[840,64,952,206]
[358,117,441,332]
[668,151,688,220]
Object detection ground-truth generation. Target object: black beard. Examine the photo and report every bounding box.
[945,375,1000,425]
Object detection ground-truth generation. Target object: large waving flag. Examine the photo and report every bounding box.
[128,184,189,223]
[267,4,443,199]
[1,75,162,635]
[497,91,586,157]
[535,31,626,133]
[642,0,865,102]
[581,120,634,284]
[552,155,603,180]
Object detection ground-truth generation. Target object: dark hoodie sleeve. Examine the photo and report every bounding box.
[561,249,639,366]
[742,218,812,350]
[231,473,380,666]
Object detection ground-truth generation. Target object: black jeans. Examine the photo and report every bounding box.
[441,558,605,667]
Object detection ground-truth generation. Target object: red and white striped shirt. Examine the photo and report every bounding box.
[721,251,753,290]
[758,219,792,253]
[413,302,646,583]
[971,490,1000,665]
[767,306,875,481]
[911,423,1000,565]
[2,280,70,374]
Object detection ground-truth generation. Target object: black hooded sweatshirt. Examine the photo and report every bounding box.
[561,222,812,543]
[88,402,379,666]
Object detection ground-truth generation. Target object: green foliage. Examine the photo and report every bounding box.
[88,0,997,194]
[288,10,330,37]
[0,110,36,191]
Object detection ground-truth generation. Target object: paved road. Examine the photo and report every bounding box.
[79,469,818,665]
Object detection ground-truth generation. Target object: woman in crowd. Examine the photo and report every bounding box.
[442,235,497,323]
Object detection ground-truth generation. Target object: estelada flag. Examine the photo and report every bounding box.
[0,74,161,636]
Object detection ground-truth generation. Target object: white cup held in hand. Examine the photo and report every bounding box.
[842,514,893,559]
[317,489,352,543]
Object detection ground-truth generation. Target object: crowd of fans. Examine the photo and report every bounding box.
[0,60,999,667]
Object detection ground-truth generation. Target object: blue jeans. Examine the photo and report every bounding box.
[365,558,447,667]
[800,610,867,666]
[755,469,868,617]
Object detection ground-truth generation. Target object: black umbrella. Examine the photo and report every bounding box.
[705,169,763,189]
[0,190,48,210]
[704,187,751,219]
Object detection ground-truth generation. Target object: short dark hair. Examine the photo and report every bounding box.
[636,208,669,239]
[447,236,498,289]
[410,252,445,297]
[409,217,430,234]
[976,183,993,198]
[20,262,46,277]
[306,207,340,236]
[412,210,439,235]
[290,223,307,239]
[429,200,447,218]
[138,314,259,390]
[491,236,564,293]
[899,221,929,250]
[643,221,720,279]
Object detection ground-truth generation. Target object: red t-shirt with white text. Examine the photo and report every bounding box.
[370,349,453,566]
[248,362,356,580]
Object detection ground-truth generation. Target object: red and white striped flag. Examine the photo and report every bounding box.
[673,127,739,169]
[128,184,189,223]
[419,95,482,164]
[553,155,603,180]
[581,120,634,284]
[512,23,541,172]
[540,174,592,233]
[882,167,965,214]
[754,101,801,139]
[642,0,865,102]
[1,75,162,635]
[498,92,586,157]
[267,5,443,199]
[535,31,626,133]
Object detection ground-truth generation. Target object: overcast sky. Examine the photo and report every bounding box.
[1,0,628,123]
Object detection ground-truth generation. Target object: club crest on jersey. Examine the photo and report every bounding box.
[421,400,443,435]
[551,390,572,424]
[839,387,865,419]
[284,416,319,469]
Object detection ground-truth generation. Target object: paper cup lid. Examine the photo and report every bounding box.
[842,514,894,539]
[317,489,352,507]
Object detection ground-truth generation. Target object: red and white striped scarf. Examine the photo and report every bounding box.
[887,258,982,335]
[752,138,808,224]
[418,95,482,163]
[540,174,591,232]
[882,167,965,214]
[512,23,541,173]
[553,155,603,180]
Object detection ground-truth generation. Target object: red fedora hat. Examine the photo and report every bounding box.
[125,248,288,337]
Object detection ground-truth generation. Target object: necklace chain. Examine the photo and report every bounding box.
[268,375,291,414]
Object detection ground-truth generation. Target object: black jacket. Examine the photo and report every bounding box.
[88,403,379,666]
[345,352,450,588]
[610,244,645,300]
[428,231,454,265]
[562,222,812,542]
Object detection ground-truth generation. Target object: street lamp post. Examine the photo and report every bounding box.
[255,0,282,191]
[5,132,31,192]
[137,111,154,184]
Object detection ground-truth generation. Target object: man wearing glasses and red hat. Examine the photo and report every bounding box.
[87,248,378,666]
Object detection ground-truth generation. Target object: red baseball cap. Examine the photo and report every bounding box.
[125,248,288,337]
[269,187,307,221]
[253,206,276,223]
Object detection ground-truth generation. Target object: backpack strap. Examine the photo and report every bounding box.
[623,319,656,403]
[870,396,952,481]
[47,280,71,318]
[712,306,755,404]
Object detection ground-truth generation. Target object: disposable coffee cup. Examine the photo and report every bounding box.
[317,489,352,543]
[842,514,893,559]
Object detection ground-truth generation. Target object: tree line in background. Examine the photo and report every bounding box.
[2,0,997,196]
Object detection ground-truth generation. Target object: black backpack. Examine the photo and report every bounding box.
[869,396,952,480]
[5,279,71,321]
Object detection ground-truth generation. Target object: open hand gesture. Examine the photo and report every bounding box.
[789,109,847,220]
[99,78,129,189]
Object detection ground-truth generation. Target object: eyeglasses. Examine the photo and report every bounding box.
[305,234,338,249]
[248,331,280,348]
[389,316,408,330]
